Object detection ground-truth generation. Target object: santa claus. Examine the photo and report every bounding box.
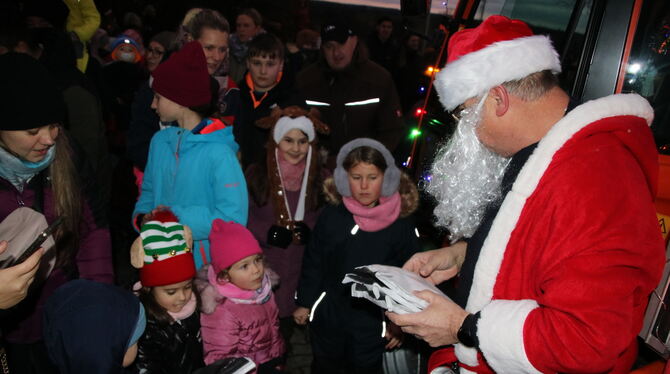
[388,15,665,373]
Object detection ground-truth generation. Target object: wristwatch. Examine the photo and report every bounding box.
[457,312,481,348]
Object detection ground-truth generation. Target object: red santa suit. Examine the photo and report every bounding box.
[430,93,665,373]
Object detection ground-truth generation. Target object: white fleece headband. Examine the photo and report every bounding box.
[334,138,401,197]
[273,116,315,143]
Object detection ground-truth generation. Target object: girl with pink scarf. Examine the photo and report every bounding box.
[198,219,285,373]
[293,138,421,374]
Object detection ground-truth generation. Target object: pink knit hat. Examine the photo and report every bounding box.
[209,219,262,273]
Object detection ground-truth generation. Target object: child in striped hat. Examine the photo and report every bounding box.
[129,210,205,373]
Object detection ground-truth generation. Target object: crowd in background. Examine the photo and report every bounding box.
[0,1,434,373]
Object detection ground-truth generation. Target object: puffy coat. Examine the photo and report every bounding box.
[135,312,204,374]
[200,292,284,366]
[133,124,248,269]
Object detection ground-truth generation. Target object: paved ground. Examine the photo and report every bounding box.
[285,324,312,374]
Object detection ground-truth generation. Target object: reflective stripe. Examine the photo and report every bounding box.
[306,100,331,106]
[345,98,380,106]
[350,224,360,235]
[309,292,326,322]
[381,320,387,338]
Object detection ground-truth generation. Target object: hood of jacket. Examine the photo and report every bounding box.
[43,279,141,374]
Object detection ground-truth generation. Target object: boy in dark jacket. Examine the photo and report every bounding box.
[234,33,305,168]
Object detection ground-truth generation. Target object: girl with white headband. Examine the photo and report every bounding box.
[245,106,330,338]
[293,137,420,374]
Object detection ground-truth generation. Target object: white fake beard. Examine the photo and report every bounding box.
[427,99,511,242]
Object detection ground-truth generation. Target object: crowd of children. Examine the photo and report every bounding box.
[0,3,425,374]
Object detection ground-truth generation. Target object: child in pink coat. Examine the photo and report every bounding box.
[199,219,285,373]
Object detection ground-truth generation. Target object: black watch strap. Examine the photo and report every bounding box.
[457,311,481,348]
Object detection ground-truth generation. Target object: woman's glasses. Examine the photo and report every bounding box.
[450,104,466,122]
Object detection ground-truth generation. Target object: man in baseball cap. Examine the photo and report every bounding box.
[295,19,404,162]
[388,15,664,373]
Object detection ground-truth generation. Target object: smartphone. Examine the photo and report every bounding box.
[7,217,63,267]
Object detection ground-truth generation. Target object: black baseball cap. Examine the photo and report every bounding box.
[321,20,355,44]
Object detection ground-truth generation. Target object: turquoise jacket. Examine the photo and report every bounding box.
[133,124,248,268]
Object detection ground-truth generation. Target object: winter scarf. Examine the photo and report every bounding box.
[167,290,197,321]
[342,191,401,232]
[277,149,306,192]
[207,266,272,305]
[0,145,55,192]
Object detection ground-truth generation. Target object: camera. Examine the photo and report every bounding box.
[266,222,312,248]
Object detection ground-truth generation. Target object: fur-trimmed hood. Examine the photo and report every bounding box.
[322,172,419,217]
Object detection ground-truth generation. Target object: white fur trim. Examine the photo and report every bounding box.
[430,368,455,374]
[435,35,561,111]
[478,299,540,373]
[454,94,654,367]
[273,116,315,143]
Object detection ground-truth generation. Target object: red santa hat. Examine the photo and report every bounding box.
[434,15,561,111]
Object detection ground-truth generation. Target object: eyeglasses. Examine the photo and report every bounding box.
[146,47,165,56]
[450,104,466,122]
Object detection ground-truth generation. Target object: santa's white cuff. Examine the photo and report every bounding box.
[478,299,541,373]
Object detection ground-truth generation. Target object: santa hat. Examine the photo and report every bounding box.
[132,210,196,287]
[209,220,262,274]
[151,41,211,108]
[434,15,561,111]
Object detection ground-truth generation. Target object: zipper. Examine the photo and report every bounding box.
[170,130,184,202]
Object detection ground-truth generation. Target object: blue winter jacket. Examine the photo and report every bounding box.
[133,124,248,268]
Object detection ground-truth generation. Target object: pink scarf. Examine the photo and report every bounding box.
[168,291,197,321]
[207,265,272,305]
[277,151,306,191]
[342,192,401,232]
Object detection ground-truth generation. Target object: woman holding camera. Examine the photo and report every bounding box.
[244,107,329,329]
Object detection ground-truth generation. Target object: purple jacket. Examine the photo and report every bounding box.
[0,169,113,343]
[200,292,285,367]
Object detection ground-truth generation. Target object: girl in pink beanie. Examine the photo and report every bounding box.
[198,219,285,373]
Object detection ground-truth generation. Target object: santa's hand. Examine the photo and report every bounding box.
[402,241,466,285]
[386,290,468,347]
